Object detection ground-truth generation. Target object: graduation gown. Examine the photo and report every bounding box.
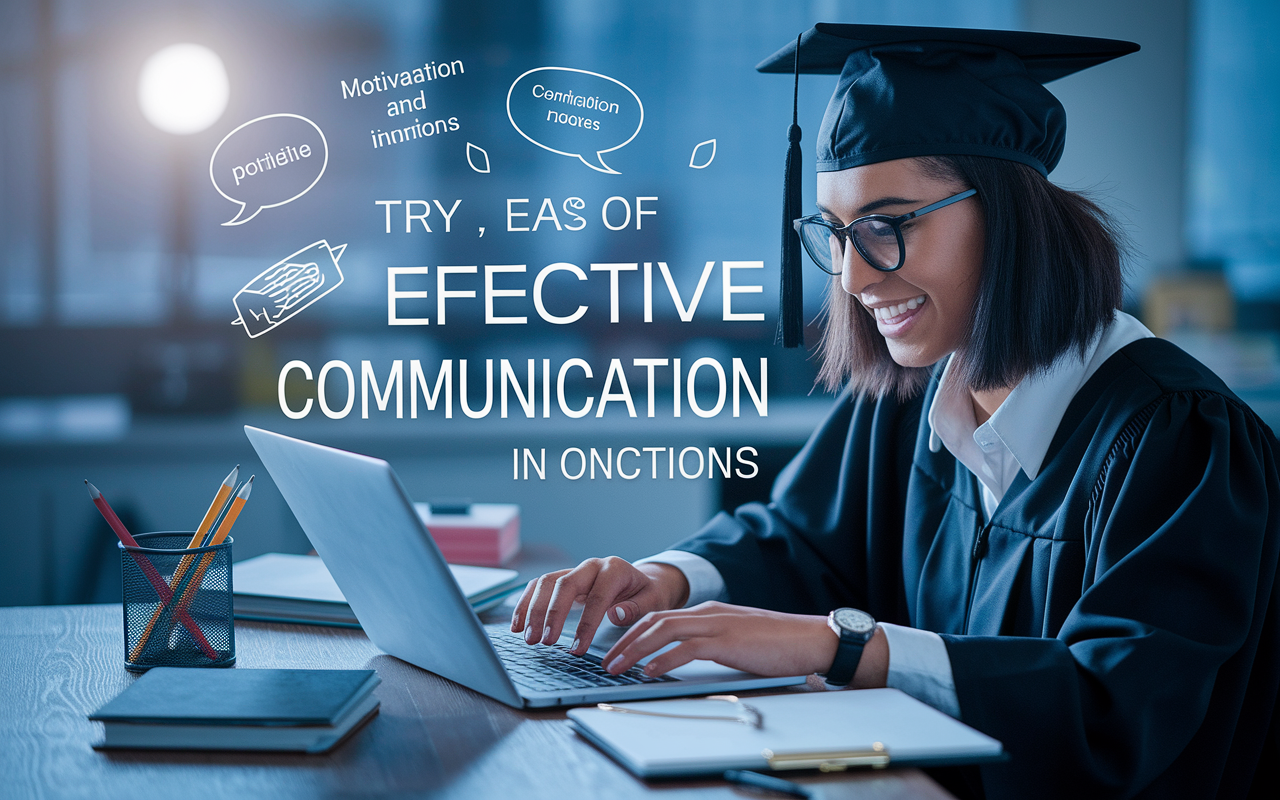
[671,338,1280,799]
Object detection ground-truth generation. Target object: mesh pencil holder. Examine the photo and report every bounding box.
[120,532,236,672]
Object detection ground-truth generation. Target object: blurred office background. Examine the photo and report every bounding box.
[0,0,1276,606]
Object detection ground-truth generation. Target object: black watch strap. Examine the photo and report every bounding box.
[823,608,876,687]
[823,634,866,687]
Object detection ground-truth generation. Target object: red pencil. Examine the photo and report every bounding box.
[85,481,220,661]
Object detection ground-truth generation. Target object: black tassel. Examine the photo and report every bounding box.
[778,34,804,348]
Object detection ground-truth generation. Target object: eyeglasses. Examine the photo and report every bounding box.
[792,188,977,274]
[597,695,763,729]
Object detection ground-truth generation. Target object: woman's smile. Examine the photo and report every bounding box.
[820,159,984,369]
[868,294,928,335]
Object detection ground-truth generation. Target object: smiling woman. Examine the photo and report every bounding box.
[817,159,985,391]
[513,23,1280,800]
[817,154,1125,401]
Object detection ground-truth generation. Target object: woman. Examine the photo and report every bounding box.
[513,25,1280,799]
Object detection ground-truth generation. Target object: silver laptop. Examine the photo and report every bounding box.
[244,426,806,708]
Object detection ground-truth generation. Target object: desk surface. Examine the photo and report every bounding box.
[0,604,956,800]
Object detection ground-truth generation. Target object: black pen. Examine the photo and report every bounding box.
[723,769,813,799]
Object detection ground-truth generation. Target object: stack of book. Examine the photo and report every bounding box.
[91,667,380,753]
[233,552,522,627]
[415,502,520,566]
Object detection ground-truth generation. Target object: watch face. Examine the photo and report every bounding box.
[834,608,875,635]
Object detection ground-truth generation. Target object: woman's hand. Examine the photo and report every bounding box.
[600,601,890,688]
[511,557,689,656]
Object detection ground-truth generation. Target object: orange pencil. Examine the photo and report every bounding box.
[189,466,240,548]
[128,466,238,662]
[171,476,254,620]
[200,478,244,547]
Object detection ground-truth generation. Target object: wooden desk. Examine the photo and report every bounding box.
[0,604,955,799]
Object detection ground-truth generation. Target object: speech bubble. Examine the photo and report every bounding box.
[506,67,643,174]
[209,113,328,226]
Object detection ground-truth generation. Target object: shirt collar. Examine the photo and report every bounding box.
[926,311,1154,482]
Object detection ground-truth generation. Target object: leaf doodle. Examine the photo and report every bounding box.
[689,138,717,169]
[467,142,491,173]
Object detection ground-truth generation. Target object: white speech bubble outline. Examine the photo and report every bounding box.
[209,113,329,226]
[506,67,643,175]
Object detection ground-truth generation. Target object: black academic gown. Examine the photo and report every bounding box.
[671,338,1280,799]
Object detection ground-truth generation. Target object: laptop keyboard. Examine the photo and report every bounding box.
[486,624,678,692]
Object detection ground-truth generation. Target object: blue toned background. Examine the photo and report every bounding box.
[0,0,1276,606]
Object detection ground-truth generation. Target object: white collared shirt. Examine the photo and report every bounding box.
[928,311,1154,520]
[639,311,1153,717]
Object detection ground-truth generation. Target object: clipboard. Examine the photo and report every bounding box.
[567,688,1006,778]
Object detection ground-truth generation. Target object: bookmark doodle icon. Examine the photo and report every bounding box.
[231,240,347,338]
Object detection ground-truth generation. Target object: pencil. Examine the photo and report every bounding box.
[170,476,254,622]
[85,481,219,661]
[128,466,238,662]
[191,466,240,547]
[205,475,252,549]
[200,478,244,547]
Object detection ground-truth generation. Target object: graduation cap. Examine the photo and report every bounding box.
[760,23,1139,348]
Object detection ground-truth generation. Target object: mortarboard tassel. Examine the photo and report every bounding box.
[778,34,804,348]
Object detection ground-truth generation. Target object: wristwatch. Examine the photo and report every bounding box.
[823,607,877,687]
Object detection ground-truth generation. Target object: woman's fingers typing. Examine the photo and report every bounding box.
[510,570,568,634]
[603,603,724,673]
[567,559,642,652]
[543,558,627,647]
[631,640,704,677]
[520,562,599,643]
[600,602,840,679]
[518,573,848,681]
[510,558,691,655]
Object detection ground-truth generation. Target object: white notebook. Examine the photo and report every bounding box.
[567,688,1004,777]
[233,552,522,626]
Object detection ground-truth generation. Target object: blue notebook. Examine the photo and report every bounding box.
[90,668,380,752]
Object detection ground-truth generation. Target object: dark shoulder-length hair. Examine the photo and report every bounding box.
[816,154,1127,399]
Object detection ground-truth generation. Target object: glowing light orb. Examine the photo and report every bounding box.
[138,44,229,135]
